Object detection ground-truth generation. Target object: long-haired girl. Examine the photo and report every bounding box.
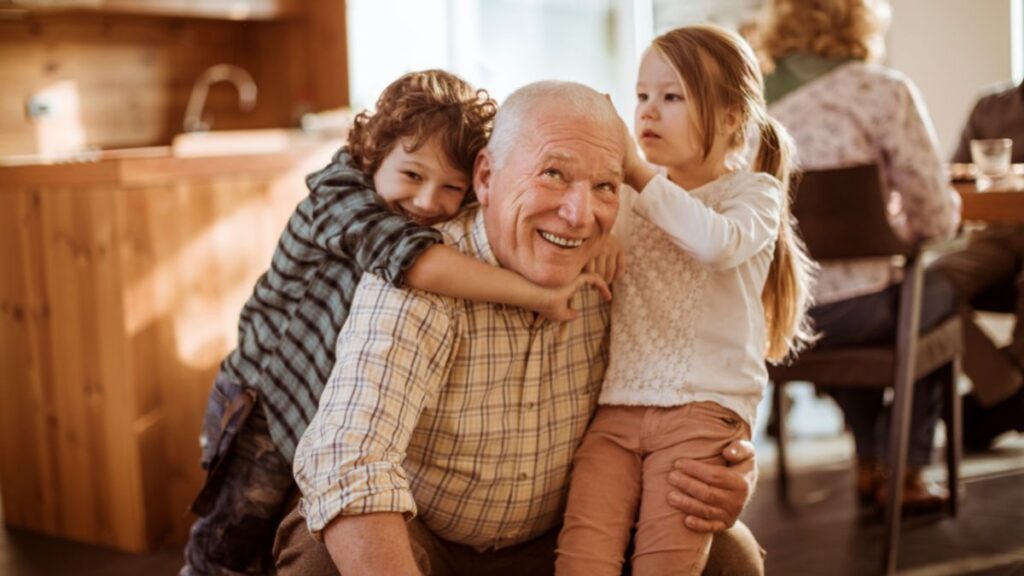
[555,25,816,575]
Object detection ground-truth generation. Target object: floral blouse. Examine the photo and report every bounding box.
[768,61,961,304]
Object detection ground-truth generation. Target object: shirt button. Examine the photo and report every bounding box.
[525,401,536,409]
[518,472,529,480]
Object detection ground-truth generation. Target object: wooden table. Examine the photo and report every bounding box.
[953,181,1024,223]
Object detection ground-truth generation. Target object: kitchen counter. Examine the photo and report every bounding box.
[0,137,339,552]
[0,135,342,187]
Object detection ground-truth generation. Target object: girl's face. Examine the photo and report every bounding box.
[373,135,470,225]
[634,48,705,177]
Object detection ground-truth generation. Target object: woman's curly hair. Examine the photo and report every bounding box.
[757,0,891,71]
[347,70,497,198]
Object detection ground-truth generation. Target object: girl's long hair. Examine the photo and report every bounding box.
[653,25,818,363]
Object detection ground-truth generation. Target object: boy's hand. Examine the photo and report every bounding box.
[535,273,611,321]
[585,235,626,285]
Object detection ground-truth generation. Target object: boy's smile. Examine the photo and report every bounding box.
[373,136,470,226]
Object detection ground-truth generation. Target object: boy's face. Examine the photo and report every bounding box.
[373,136,470,225]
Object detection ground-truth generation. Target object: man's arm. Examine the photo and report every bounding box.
[293,275,455,572]
[323,513,420,576]
[666,439,757,533]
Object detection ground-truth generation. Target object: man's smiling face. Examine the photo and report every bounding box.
[474,102,624,287]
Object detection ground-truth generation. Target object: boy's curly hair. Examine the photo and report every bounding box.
[347,70,497,197]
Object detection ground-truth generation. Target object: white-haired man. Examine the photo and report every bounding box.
[273,81,763,575]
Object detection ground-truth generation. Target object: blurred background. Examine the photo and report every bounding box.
[0,1,1022,574]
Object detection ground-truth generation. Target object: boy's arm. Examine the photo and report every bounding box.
[405,245,611,321]
[307,150,443,286]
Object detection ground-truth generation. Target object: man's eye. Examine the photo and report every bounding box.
[596,182,619,194]
[542,168,563,180]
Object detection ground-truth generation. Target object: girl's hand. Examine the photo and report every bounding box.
[534,273,611,321]
[618,114,657,191]
[585,235,626,285]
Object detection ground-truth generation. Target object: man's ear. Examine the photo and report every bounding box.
[474,150,493,207]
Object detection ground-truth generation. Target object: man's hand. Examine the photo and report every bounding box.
[666,439,757,533]
[584,235,626,285]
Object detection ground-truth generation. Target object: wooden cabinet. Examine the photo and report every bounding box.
[9,0,305,20]
[0,1,349,156]
[0,142,338,552]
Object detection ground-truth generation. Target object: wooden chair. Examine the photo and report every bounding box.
[768,164,963,575]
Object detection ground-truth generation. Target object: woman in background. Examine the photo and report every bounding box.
[756,0,961,511]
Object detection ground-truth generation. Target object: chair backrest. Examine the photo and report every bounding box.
[792,164,914,261]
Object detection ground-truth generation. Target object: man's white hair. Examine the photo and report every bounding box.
[487,80,621,168]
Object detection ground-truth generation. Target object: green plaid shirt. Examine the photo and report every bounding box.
[221,148,443,460]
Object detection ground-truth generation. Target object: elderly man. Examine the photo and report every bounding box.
[274,81,762,575]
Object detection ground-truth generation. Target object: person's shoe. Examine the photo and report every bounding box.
[875,467,949,513]
[962,386,1024,453]
[856,461,881,507]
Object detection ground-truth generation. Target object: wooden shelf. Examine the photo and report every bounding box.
[7,0,305,20]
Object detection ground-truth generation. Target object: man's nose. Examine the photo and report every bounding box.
[558,182,595,228]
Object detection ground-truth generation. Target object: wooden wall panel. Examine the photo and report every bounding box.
[0,10,345,156]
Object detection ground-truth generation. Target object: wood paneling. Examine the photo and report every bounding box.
[0,7,349,156]
[0,143,336,551]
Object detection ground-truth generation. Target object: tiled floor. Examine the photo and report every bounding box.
[2,388,1022,575]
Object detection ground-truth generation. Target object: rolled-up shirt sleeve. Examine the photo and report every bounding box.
[293,272,455,535]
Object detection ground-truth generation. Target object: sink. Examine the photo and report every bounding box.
[171,129,311,157]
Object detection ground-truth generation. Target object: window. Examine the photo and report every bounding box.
[346,0,653,122]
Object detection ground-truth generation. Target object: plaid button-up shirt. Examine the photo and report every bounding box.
[295,207,611,550]
[221,149,442,460]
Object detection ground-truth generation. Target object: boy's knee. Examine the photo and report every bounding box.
[703,522,765,576]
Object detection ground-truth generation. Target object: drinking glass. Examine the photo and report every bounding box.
[970,138,1012,191]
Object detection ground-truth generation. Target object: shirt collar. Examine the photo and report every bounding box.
[468,206,500,268]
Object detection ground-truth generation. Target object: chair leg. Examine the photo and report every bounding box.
[883,371,914,576]
[941,361,962,517]
[773,381,790,504]
[883,255,924,575]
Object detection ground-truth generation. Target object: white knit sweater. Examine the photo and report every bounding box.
[599,171,782,427]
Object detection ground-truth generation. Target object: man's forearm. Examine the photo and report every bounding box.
[323,512,421,575]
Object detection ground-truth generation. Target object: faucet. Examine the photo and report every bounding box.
[183,64,258,133]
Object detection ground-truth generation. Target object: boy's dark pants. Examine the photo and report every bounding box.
[182,374,296,576]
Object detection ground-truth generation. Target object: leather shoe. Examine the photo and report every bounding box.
[856,461,881,507]
[875,467,949,513]
[962,386,1024,453]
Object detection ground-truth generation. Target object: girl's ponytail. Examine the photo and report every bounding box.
[757,115,818,362]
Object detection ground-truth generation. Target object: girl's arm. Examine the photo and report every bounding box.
[405,245,611,321]
[635,174,782,270]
